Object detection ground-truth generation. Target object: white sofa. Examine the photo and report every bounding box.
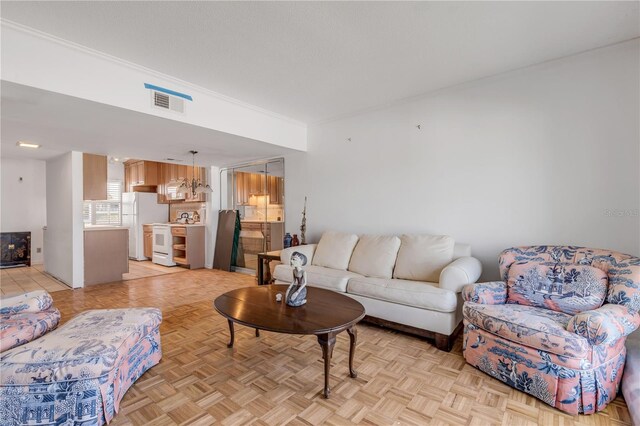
[274,231,482,351]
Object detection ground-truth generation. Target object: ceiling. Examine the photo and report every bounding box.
[1,81,297,166]
[2,2,638,124]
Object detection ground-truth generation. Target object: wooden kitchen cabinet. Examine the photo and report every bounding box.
[267,175,284,205]
[235,172,279,205]
[143,224,153,259]
[124,160,159,192]
[240,221,284,253]
[83,153,108,200]
[157,162,207,203]
[171,225,204,269]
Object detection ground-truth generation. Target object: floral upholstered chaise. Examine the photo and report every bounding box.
[462,246,640,415]
[0,290,163,425]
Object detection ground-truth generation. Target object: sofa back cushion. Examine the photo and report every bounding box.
[506,262,608,315]
[393,235,454,283]
[312,231,359,270]
[348,235,401,278]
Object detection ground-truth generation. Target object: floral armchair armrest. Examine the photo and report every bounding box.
[462,281,507,305]
[567,304,640,346]
[0,290,54,316]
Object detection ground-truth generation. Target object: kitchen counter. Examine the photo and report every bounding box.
[84,225,127,231]
[240,220,284,223]
[84,227,128,285]
[150,223,205,227]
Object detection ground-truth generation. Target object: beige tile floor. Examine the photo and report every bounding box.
[0,264,69,296]
[0,261,187,297]
[123,260,187,281]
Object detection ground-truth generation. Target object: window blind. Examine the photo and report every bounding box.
[83,180,123,226]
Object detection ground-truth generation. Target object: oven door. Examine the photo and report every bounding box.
[153,226,169,254]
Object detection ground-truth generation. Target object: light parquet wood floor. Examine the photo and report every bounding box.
[49,270,632,426]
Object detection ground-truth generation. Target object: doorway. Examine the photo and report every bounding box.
[220,159,284,273]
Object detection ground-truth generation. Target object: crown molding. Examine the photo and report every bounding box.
[1,19,307,128]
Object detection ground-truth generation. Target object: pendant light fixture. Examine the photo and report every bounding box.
[176,150,213,198]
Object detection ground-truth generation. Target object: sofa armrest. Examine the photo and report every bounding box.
[568,304,640,346]
[439,256,482,293]
[461,281,507,304]
[0,290,54,316]
[280,244,317,266]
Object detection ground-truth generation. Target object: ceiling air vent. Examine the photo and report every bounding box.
[152,91,184,113]
[144,83,192,114]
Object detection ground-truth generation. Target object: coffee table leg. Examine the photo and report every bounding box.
[347,326,358,378]
[227,320,235,348]
[255,328,260,337]
[317,333,336,398]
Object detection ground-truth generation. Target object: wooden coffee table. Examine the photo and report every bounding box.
[214,285,365,398]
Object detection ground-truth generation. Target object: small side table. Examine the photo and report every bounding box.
[257,250,281,285]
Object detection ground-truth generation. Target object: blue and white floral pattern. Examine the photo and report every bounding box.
[0,308,162,425]
[463,246,640,415]
[507,263,608,315]
[0,290,54,316]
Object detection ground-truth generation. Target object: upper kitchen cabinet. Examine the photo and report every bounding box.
[83,153,107,200]
[124,160,159,192]
[157,162,207,203]
[234,172,283,206]
[267,175,284,205]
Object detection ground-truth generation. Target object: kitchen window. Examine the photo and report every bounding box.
[83,180,123,226]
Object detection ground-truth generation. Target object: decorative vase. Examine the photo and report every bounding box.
[284,233,292,248]
[292,234,300,246]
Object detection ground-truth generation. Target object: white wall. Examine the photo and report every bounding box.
[284,40,640,280]
[0,157,47,264]
[2,21,307,152]
[44,151,84,287]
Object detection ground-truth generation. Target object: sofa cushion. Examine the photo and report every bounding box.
[348,235,401,279]
[347,276,457,313]
[393,235,454,282]
[311,231,359,270]
[507,262,608,315]
[274,264,363,293]
[0,309,61,352]
[0,290,54,315]
[463,302,590,358]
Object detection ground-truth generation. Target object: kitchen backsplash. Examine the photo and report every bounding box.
[170,202,206,223]
[242,205,284,222]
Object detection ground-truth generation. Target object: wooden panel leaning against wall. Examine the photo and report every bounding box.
[83,153,107,200]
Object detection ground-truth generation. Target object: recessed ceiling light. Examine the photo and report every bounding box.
[17,141,40,149]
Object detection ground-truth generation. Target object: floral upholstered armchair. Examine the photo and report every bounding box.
[462,246,640,415]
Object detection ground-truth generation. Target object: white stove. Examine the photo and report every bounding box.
[152,224,176,266]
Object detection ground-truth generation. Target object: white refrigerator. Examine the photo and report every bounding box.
[122,192,168,261]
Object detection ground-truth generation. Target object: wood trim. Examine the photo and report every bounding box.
[361,315,462,352]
